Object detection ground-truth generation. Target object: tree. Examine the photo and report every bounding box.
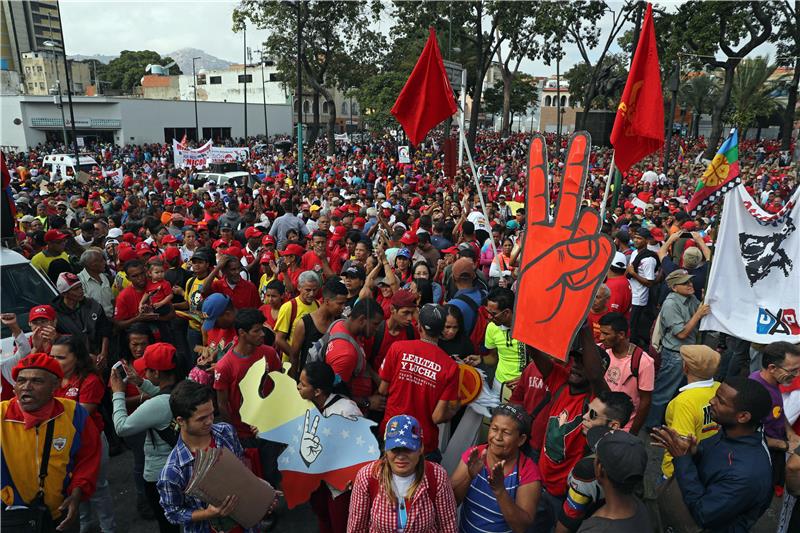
[234,1,383,153]
[773,1,800,150]
[483,74,539,125]
[98,50,181,93]
[667,1,774,158]
[730,57,781,138]
[537,1,635,130]
[678,73,720,138]
[564,53,627,110]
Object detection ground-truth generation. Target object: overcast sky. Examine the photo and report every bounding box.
[60,0,775,76]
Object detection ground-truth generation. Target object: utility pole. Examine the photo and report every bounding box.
[260,50,269,140]
[54,3,79,162]
[664,65,680,174]
[243,25,248,140]
[192,56,200,141]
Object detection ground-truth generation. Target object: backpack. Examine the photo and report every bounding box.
[306,319,368,377]
[454,294,490,354]
[370,321,417,361]
[366,460,438,503]
[631,343,662,378]
[148,386,179,448]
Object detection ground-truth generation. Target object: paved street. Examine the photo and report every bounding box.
[104,435,782,533]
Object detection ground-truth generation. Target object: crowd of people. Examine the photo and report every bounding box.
[1,128,799,533]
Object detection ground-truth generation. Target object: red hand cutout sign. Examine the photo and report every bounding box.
[512,132,614,360]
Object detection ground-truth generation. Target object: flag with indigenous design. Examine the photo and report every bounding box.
[686,128,740,216]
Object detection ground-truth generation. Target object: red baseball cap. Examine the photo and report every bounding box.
[133,342,177,375]
[136,242,154,257]
[161,235,179,245]
[260,251,276,264]
[442,246,459,254]
[280,243,306,257]
[13,353,64,380]
[211,239,227,250]
[163,247,182,262]
[262,234,276,246]
[44,229,69,242]
[650,228,665,242]
[245,227,263,239]
[222,246,243,259]
[118,247,138,263]
[400,231,419,245]
[331,226,347,241]
[29,304,56,322]
[353,217,366,228]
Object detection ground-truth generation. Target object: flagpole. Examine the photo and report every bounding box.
[455,109,498,258]
[599,151,616,222]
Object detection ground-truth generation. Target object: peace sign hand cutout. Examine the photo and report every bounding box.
[511,132,614,360]
[300,409,323,466]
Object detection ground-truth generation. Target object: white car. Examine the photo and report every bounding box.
[0,247,58,355]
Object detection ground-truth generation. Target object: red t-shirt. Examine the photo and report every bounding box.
[146,280,173,306]
[259,304,278,329]
[214,345,281,437]
[211,278,260,310]
[55,373,105,432]
[364,321,417,372]
[378,339,458,453]
[605,275,632,319]
[115,285,147,320]
[300,251,341,277]
[325,321,371,399]
[586,307,609,343]
[206,327,237,357]
[538,363,593,497]
[508,362,549,452]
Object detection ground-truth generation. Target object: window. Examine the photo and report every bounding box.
[25,67,31,74]
[560,95,567,107]
[37,66,43,72]
[303,100,310,113]
[322,101,329,113]
[209,76,222,85]
[351,103,358,114]
[27,83,34,91]
[545,95,551,107]
[342,102,348,115]
[196,74,206,85]
[237,74,253,83]
[269,73,280,82]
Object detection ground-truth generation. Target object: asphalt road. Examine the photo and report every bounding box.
[103,436,781,533]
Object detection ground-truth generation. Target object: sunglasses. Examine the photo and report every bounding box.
[587,408,610,422]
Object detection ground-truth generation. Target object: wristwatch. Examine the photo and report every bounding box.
[359,398,370,410]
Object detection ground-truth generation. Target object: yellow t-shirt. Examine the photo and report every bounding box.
[274,297,318,345]
[184,276,210,331]
[661,381,721,477]
[112,271,130,298]
[258,274,276,304]
[484,322,526,384]
[31,251,69,276]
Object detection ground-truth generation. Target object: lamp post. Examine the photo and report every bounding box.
[192,56,200,141]
[52,80,68,146]
[243,25,248,141]
[259,50,269,140]
[43,39,78,163]
[296,2,304,180]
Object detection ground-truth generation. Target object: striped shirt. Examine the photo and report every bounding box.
[459,445,541,533]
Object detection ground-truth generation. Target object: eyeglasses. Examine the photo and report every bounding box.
[774,364,800,377]
[487,308,506,319]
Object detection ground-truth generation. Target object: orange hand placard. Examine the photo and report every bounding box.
[511,132,614,360]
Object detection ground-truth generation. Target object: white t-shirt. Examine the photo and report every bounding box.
[629,249,656,306]
[641,170,658,184]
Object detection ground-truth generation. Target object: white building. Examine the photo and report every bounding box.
[178,64,288,105]
[0,94,293,150]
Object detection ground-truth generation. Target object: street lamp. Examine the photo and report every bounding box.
[192,56,201,141]
[258,50,269,140]
[43,39,78,162]
[50,81,68,146]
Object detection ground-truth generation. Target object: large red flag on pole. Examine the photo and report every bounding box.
[391,28,457,146]
[610,3,664,174]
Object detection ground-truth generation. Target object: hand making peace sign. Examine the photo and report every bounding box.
[511,132,614,360]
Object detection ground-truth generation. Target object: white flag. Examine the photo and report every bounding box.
[702,185,800,343]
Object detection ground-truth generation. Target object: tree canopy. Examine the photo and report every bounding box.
[99,50,182,93]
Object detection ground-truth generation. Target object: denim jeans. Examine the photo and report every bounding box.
[529,487,565,533]
[645,347,685,429]
[80,433,116,533]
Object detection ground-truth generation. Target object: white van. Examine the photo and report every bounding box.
[0,247,58,355]
[42,154,99,180]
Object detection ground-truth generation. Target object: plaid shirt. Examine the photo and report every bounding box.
[347,460,457,533]
[157,422,257,533]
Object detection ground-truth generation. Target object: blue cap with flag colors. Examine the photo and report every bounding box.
[202,293,232,331]
[384,414,422,452]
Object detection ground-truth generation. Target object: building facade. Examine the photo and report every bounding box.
[1,95,294,150]
[1,0,63,82]
[20,50,91,95]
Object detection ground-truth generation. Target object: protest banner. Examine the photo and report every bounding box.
[702,184,800,343]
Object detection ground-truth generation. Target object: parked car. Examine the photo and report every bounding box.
[42,154,99,180]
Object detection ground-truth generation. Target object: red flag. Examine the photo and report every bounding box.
[610,3,664,174]
[391,28,457,146]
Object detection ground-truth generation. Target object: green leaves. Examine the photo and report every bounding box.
[98,50,182,92]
